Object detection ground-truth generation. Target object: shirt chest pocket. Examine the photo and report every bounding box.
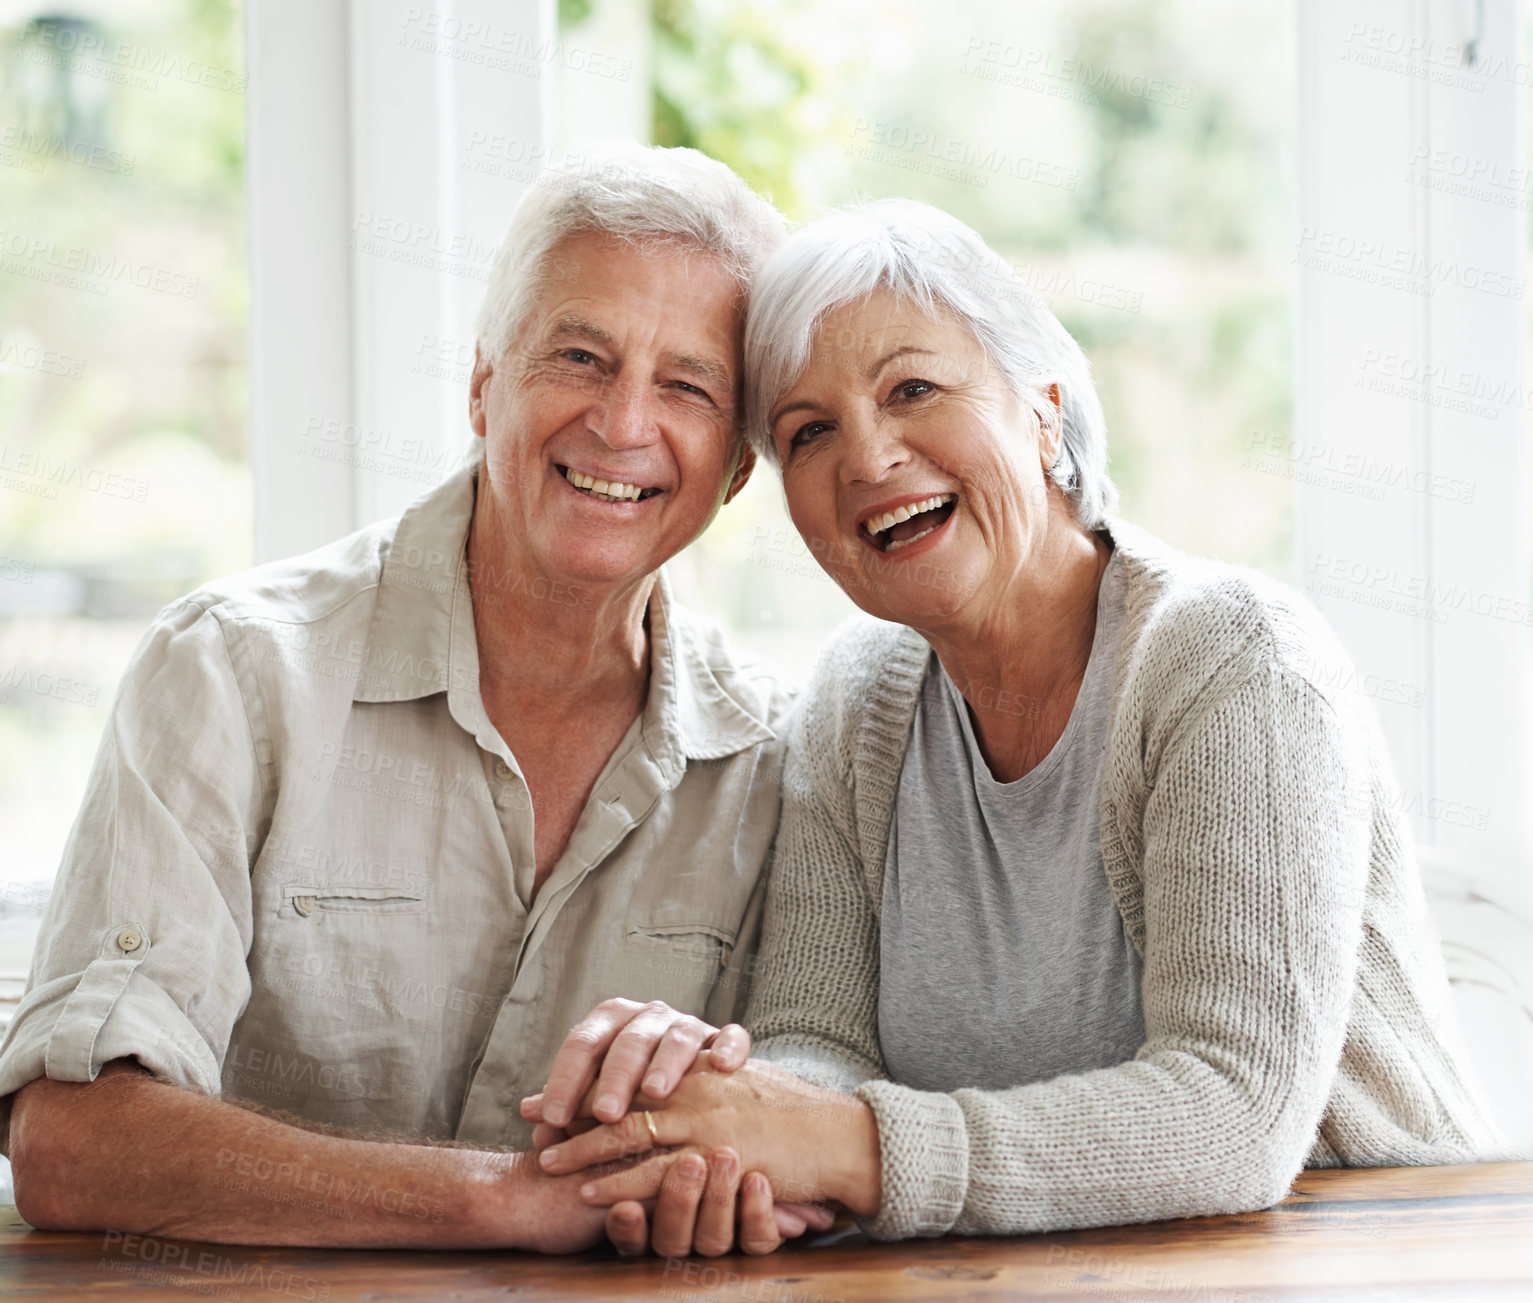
[247,884,434,1027]
[283,885,429,917]
[613,912,743,1020]
[623,919,735,971]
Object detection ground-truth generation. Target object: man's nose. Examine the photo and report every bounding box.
[588,379,657,449]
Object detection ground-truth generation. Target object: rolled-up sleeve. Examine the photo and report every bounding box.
[0,597,263,1152]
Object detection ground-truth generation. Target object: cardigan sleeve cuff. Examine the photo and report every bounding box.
[852,1079,969,1240]
[753,1037,880,1096]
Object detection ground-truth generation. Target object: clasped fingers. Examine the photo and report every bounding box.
[525,998,751,1129]
[540,1107,664,1175]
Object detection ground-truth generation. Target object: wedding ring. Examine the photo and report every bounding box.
[643,1110,660,1146]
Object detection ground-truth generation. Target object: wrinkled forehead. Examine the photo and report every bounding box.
[525,231,746,367]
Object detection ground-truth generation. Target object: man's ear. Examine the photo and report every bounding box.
[1037,381,1064,468]
[723,440,756,505]
[469,344,493,440]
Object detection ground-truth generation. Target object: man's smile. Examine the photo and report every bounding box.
[557,464,665,504]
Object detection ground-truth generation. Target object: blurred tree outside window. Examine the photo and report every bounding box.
[0,0,247,1023]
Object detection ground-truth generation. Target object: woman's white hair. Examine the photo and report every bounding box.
[475,142,785,366]
[744,199,1117,528]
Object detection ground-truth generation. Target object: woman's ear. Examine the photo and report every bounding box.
[1036,381,1064,468]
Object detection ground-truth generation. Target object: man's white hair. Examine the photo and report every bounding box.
[744,199,1117,528]
[475,142,786,368]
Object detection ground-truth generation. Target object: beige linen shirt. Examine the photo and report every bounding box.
[0,462,792,1152]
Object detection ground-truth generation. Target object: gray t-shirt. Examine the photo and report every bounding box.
[879,550,1145,1093]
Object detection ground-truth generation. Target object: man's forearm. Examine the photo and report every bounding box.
[9,1060,546,1249]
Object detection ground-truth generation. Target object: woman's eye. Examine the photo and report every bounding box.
[893,379,935,401]
[791,420,833,448]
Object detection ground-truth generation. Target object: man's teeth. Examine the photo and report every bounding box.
[563,468,650,502]
[865,493,956,537]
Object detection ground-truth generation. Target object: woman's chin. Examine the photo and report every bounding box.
[832,514,981,628]
[845,570,975,630]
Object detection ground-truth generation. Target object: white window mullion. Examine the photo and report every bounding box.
[249,0,552,558]
[246,0,356,561]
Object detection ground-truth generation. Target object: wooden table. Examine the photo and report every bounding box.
[3,1162,1529,1300]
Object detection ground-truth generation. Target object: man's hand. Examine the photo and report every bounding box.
[522,998,750,1128]
[602,1150,837,1258]
[475,1152,620,1255]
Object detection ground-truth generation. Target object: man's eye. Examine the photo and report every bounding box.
[562,349,597,365]
[673,380,710,399]
[791,420,833,448]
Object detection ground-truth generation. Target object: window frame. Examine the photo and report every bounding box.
[246,0,553,560]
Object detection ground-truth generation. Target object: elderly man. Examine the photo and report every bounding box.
[1,145,811,1255]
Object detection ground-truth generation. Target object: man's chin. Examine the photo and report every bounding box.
[527,544,668,602]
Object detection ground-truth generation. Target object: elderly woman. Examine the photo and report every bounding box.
[530,199,1503,1244]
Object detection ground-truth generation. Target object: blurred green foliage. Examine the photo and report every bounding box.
[0,0,249,577]
[648,0,818,215]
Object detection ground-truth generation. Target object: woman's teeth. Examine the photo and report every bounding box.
[886,524,939,552]
[562,467,654,502]
[865,494,955,536]
[864,493,957,551]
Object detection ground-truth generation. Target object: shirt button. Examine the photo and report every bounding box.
[116,928,144,953]
[495,760,513,781]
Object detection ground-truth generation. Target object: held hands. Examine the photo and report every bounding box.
[523,997,751,1131]
[602,1148,817,1257]
[521,999,839,1255]
[536,1057,884,1222]
[491,1145,816,1258]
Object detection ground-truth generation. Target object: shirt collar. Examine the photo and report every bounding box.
[643,570,778,784]
[353,461,474,703]
[354,463,778,769]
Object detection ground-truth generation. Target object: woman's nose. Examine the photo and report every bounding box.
[839,412,910,484]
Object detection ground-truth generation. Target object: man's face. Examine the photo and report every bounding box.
[469,231,754,591]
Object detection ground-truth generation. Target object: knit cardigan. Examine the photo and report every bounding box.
[745,519,1505,1241]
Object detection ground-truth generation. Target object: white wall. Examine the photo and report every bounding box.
[1296,0,1533,1148]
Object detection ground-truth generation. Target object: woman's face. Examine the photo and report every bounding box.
[768,290,1065,629]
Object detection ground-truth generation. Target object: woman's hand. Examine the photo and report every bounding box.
[537,1058,883,1219]
[521,998,751,1128]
